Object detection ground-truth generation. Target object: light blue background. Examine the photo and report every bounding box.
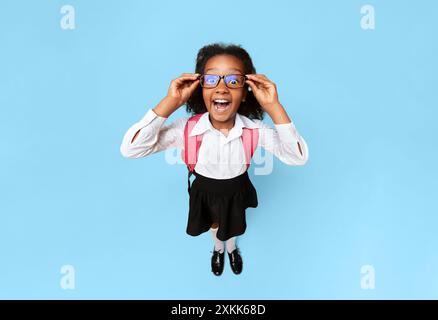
[1,0,437,299]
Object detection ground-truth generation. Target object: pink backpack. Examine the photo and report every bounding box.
[181,112,259,193]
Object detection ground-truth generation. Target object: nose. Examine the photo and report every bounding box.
[215,77,230,93]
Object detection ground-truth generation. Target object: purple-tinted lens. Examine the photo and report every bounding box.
[202,74,220,87]
[225,74,245,88]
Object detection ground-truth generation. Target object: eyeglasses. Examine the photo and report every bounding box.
[199,74,247,89]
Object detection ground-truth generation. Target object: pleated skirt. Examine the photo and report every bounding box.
[186,170,258,241]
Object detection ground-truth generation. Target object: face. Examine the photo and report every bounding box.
[202,54,247,125]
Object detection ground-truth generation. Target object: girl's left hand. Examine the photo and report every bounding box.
[245,74,281,111]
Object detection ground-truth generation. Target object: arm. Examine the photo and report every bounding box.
[119,107,187,158]
[129,95,182,144]
[245,74,309,165]
[257,117,309,166]
[120,73,200,158]
[263,101,306,158]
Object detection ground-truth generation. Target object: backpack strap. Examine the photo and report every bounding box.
[241,127,259,170]
[182,113,205,171]
[182,113,205,194]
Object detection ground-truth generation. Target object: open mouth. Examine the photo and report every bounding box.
[212,99,231,113]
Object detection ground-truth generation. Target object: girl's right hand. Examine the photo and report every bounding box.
[166,73,200,109]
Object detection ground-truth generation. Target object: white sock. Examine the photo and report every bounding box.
[226,236,237,254]
[210,227,224,253]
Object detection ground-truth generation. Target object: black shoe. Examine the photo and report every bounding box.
[228,247,243,275]
[211,248,225,276]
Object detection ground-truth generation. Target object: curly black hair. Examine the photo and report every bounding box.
[186,42,265,120]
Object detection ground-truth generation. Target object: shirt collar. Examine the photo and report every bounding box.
[189,112,261,138]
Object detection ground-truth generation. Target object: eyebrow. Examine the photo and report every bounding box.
[205,68,243,73]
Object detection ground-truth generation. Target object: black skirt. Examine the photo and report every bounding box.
[186,170,258,241]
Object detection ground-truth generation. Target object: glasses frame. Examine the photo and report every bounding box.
[198,74,248,89]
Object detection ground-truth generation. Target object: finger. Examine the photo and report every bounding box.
[245,74,266,83]
[246,74,272,85]
[247,76,274,90]
[188,79,200,90]
[247,74,271,81]
[174,75,200,85]
[177,74,200,81]
[180,73,200,77]
[245,79,260,91]
[246,79,271,91]
[250,74,269,79]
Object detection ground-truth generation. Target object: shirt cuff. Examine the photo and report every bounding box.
[138,108,167,128]
[274,122,300,144]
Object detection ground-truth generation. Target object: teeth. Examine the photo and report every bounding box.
[214,102,230,113]
[213,98,231,113]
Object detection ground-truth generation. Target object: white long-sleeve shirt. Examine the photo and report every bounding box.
[120,108,309,179]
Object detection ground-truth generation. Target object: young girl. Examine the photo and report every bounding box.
[120,43,309,276]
